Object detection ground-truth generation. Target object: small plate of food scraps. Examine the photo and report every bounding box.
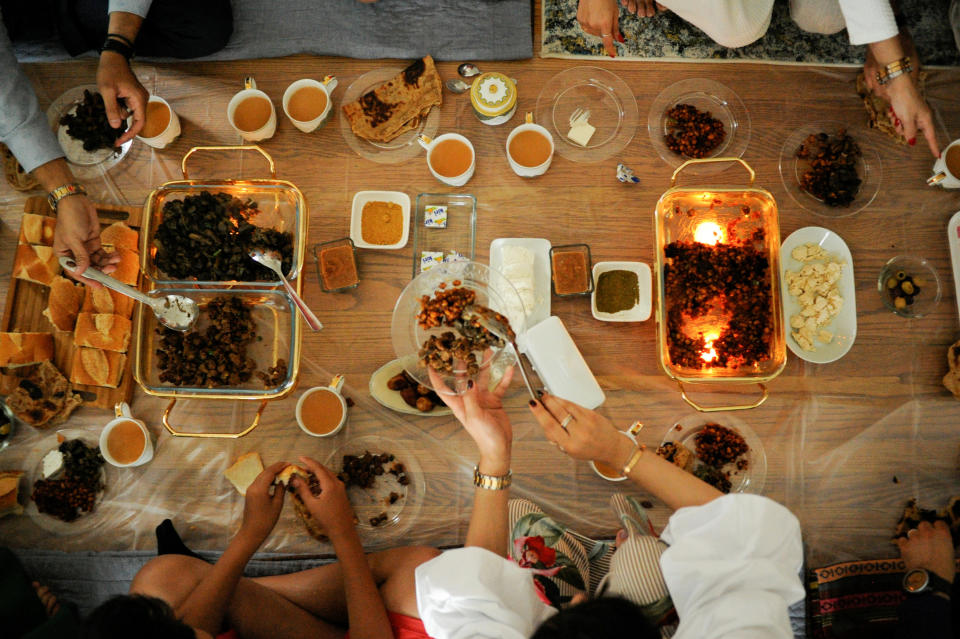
[24,430,113,535]
[369,358,452,416]
[647,78,750,173]
[781,227,857,364]
[779,122,882,218]
[659,415,766,494]
[46,85,132,176]
[325,436,424,536]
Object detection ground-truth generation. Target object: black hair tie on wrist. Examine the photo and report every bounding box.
[106,32,135,48]
[100,37,134,61]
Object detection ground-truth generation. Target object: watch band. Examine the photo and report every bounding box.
[621,443,647,476]
[47,183,87,211]
[473,466,512,491]
[876,57,912,85]
[903,568,953,598]
[100,37,134,61]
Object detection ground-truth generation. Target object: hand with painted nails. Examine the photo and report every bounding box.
[528,392,631,468]
[428,365,515,467]
[577,0,622,57]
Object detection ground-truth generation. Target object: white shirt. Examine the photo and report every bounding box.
[415,494,804,639]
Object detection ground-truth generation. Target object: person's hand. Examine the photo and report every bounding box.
[529,392,631,468]
[53,194,120,287]
[97,51,149,144]
[577,0,624,57]
[428,364,515,471]
[897,520,957,583]
[291,456,357,539]
[622,0,665,17]
[239,461,287,546]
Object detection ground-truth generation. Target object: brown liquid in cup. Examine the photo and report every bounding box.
[107,420,145,464]
[300,389,344,434]
[141,101,171,138]
[234,96,273,132]
[430,139,473,178]
[509,130,552,167]
[945,145,960,178]
[288,86,328,122]
[593,460,623,479]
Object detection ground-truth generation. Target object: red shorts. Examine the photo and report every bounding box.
[219,612,431,639]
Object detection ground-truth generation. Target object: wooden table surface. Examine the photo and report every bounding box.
[1,41,959,566]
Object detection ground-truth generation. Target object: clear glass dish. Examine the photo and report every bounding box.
[877,255,942,318]
[47,85,133,180]
[411,193,477,279]
[661,414,766,494]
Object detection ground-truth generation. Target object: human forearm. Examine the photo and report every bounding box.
[329,529,392,639]
[867,34,905,66]
[465,453,511,556]
[32,159,77,193]
[106,10,145,43]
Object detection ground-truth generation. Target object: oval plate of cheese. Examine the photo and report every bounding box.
[489,238,551,329]
[780,226,857,364]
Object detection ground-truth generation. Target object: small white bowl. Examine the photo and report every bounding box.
[295,384,348,437]
[591,261,652,322]
[350,191,411,249]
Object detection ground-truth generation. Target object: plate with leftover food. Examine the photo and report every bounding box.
[781,227,857,364]
[659,415,765,494]
[489,238,551,328]
[24,430,114,535]
[591,261,651,322]
[339,59,442,164]
[779,122,881,218]
[350,191,411,250]
[369,358,452,416]
[647,78,750,173]
[47,85,132,178]
[324,436,424,538]
[535,67,638,164]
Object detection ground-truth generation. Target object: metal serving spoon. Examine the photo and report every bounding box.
[248,249,323,331]
[59,256,199,331]
[461,305,537,401]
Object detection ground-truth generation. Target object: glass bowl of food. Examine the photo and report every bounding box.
[877,256,942,318]
[391,261,526,395]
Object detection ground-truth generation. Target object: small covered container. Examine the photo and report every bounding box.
[470,72,518,126]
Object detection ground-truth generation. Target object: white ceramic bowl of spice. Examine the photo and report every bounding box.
[350,191,411,249]
[591,261,651,322]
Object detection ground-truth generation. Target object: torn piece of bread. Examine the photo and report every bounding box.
[43,276,85,332]
[224,452,264,496]
[107,247,140,286]
[70,347,126,388]
[0,332,54,368]
[18,214,56,246]
[0,470,24,518]
[13,244,59,286]
[5,361,82,428]
[100,222,139,252]
[276,464,328,541]
[74,313,131,353]
[82,285,135,319]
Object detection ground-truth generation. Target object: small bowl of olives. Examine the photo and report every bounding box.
[877,256,942,318]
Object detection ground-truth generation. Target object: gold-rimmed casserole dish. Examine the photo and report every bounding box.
[653,158,785,412]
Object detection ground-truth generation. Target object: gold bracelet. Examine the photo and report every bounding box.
[473,465,512,491]
[621,444,646,476]
[876,56,912,85]
[47,182,86,210]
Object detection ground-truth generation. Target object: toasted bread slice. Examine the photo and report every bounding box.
[225,452,264,496]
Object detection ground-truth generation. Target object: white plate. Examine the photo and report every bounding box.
[47,85,133,180]
[780,226,857,364]
[591,261,651,322]
[661,414,766,494]
[369,358,452,417]
[489,238,551,328]
[350,191,411,249]
[948,211,960,324]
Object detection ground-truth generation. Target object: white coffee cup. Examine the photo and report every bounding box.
[296,375,348,438]
[100,402,154,468]
[282,76,338,133]
[927,139,960,189]
[588,422,643,482]
[227,77,277,142]
[136,96,181,149]
[417,133,475,187]
[506,112,554,178]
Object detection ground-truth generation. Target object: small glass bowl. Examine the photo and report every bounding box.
[314,238,359,293]
[877,256,942,318]
[550,244,594,297]
[0,399,17,453]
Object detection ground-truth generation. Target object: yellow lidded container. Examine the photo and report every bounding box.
[469,72,518,126]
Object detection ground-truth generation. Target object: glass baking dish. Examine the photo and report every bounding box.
[140,146,306,288]
[133,286,299,400]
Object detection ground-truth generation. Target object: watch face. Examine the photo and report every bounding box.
[904,569,929,593]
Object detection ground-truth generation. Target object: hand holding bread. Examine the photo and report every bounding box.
[239,461,287,546]
[290,456,357,540]
[52,193,120,287]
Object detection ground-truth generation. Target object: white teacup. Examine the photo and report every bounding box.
[228,77,277,142]
[100,402,154,468]
[136,96,181,149]
[296,375,348,438]
[588,422,643,482]
[282,75,338,133]
[417,133,475,187]
[506,112,554,178]
[928,139,960,189]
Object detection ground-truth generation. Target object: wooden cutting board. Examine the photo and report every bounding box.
[0,197,143,410]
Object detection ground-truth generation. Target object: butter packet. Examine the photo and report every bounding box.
[424,205,447,228]
[420,251,444,272]
[443,251,468,263]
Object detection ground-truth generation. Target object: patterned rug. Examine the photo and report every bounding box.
[541,0,960,67]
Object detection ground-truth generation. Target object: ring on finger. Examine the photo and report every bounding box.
[559,414,574,430]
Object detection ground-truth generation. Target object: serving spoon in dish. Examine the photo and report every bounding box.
[59,256,199,331]
[461,305,538,401]
[248,249,323,331]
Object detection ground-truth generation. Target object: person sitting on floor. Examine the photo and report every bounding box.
[81,459,438,639]
[576,0,939,157]
[896,519,958,638]
[413,366,805,638]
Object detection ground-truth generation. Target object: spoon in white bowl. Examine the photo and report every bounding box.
[59,256,199,331]
[248,249,323,331]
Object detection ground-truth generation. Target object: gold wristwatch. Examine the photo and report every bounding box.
[876,56,912,85]
[473,465,512,490]
[47,183,87,210]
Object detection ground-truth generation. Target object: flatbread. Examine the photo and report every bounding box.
[342,56,443,144]
[5,361,82,428]
[276,464,328,542]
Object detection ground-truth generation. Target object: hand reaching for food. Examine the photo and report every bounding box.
[52,193,120,287]
[291,456,358,539]
[528,392,631,468]
[897,520,957,584]
[239,461,287,545]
